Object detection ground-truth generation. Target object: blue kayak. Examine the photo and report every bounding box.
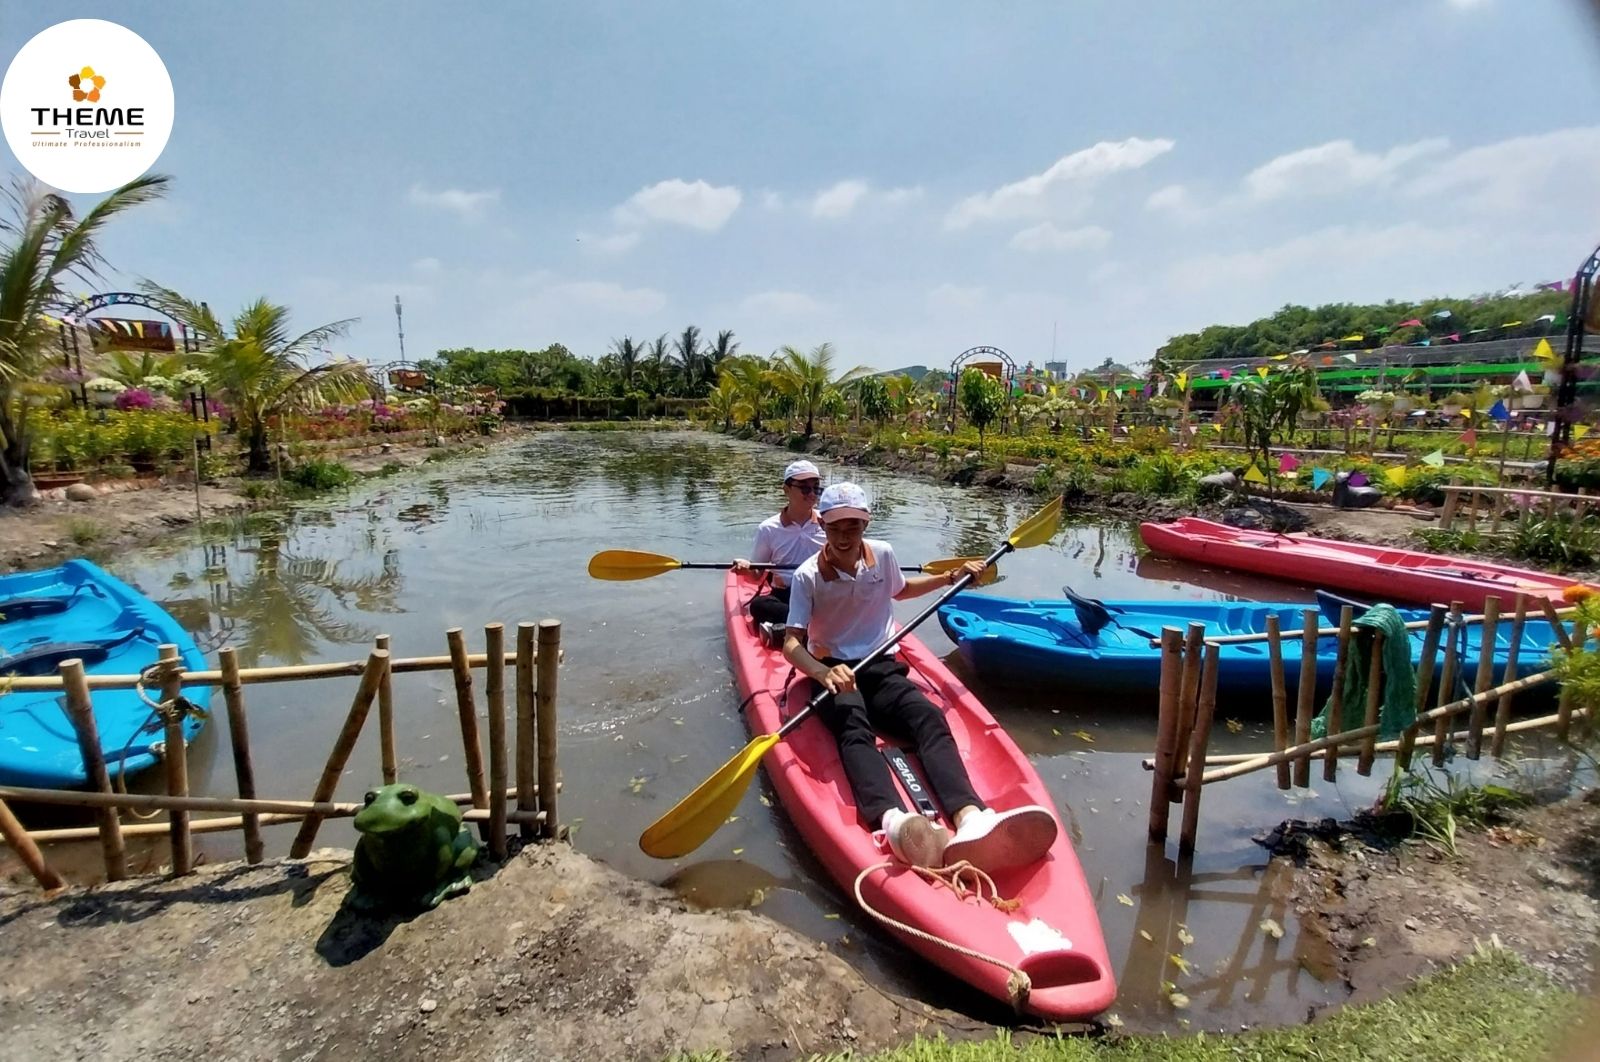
[0,560,209,788]
[937,589,1558,701]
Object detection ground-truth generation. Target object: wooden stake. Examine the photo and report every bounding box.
[0,796,63,892]
[289,650,387,859]
[447,628,489,812]
[375,634,398,785]
[1357,631,1385,775]
[515,622,538,840]
[1440,477,1462,529]
[1491,596,1528,759]
[536,619,561,839]
[1266,613,1289,790]
[1398,605,1447,770]
[1172,623,1206,803]
[1541,598,1575,651]
[1466,596,1501,759]
[157,644,193,876]
[1431,602,1465,767]
[1324,606,1354,782]
[1558,625,1587,741]
[484,623,508,859]
[59,658,125,881]
[1178,644,1221,856]
[1292,609,1318,788]
[218,647,263,865]
[1148,628,1184,842]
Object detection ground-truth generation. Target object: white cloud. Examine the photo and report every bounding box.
[1008,222,1111,253]
[407,183,500,220]
[759,190,785,211]
[739,290,829,316]
[1445,0,1490,7]
[1145,184,1191,213]
[1167,222,1472,293]
[1244,138,1448,200]
[808,179,925,219]
[926,283,988,312]
[576,231,641,256]
[538,280,667,316]
[1405,126,1600,213]
[612,178,742,231]
[411,257,441,274]
[944,137,1174,229]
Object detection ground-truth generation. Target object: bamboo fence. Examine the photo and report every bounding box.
[0,621,563,892]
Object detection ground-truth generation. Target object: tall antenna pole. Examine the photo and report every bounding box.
[394,295,407,366]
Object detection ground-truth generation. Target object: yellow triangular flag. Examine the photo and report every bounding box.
[1533,338,1557,362]
[1256,366,1269,379]
[1175,371,1188,392]
[1575,425,1592,441]
[1212,422,1223,432]
[1270,353,1288,361]
[1242,463,1268,484]
[1384,466,1409,488]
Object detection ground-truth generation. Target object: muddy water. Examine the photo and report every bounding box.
[11,430,1444,1031]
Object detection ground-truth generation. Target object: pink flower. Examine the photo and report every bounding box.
[114,387,154,411]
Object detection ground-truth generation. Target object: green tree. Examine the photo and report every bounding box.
[608,335,644,393]
[0,175,169,503]
[673,325,703,395]
[104,349,185,388]
[769,343,870,437]
[1227,361,1320,495]
[850,375,893,427]
[721,354,775,431]
[643,333,673,396]
[705,374,740,430]
[958,368,1004,453]
[704,329,738,387]
[146,287,370,472]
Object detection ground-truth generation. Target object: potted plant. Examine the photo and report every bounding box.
[84,376,124,407]
[1149,395,1182,419]
[1390,391,1415,413]
[1519,385,1550,410]
[1439,391,1472,417]
[1357,388,1393,416]
[1297,394,1332,425]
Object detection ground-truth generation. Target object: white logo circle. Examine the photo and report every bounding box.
[1,19,174,194]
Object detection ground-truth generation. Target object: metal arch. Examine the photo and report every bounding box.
[1547,242,1600,487]
[945,345,1018,428]
[48,290,211,351]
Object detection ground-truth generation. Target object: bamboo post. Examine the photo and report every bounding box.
[218,647,264,865]
[1178,644,1221,856]
[1171,622,1206,803]
[1491,596,1528,759]
[157,644,193,875]
[1292,609,1318,788]
[1541,599,1575,651]
[1148,628,1185,842]
[1431,602,1465,768]
[59,658,126,881]
[1440,478,1462,530]
[484,623,508,859]
[446,628,489,812]
[1467,489,1479,533]
[0,796,64,892]
[1466,596,1502,759]
[536,619,561,839]
[375,634,398,785]
[1558,625,1587,741]
[1357,631,1385,775]
[1399,605,1447,770]
[289,650,387,859]
[1324,606,1354,782]
[515,622,538,840]
[1266,613,1290,790]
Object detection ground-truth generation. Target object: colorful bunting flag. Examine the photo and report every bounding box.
[1219,369,1232,380]
[1488,400,1510,422]
[1341,334,1364,342]
[1384,466,1409,488]
[1535,314,1557,324]
[1175,371,1189,392]
[1320,355,1334,366]
[1341,352,1359,363]
[1212,422,1223,432]
[1270,353,1288,361]
[1432,310,1452,319]
[1421,449,1446,468]
[1311,467,1332,490]
[1513,370,1533,394]
[1256,366,1269,379]
[1533,338,1558,362]
[1278,452,1299,473]
[1502,320,1524,328]
[1349,472,1369,488]
[1397,318,1423,328]
[1444,333,1460,342]
[1575,425,1592,442]
[1242,464,1268,485]
[1460,428,1477,447]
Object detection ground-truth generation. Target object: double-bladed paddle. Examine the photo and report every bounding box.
[587,549,998,587]
[637,495,1064,859]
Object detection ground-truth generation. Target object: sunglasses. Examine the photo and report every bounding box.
[786,480,824,495]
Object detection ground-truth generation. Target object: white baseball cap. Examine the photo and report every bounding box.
[818,482,871,523]
[783,459,821,483]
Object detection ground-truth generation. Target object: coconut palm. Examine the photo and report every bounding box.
[608,335,644,393]
[767,343,871,437]
[673,325,703,394]
[704,375,741,431]
[105,349,185,388]
[642,333,672,396]
[704,329,739,386]
[144,286,370,472]
[0,174,168,504]
[721,354,775,431]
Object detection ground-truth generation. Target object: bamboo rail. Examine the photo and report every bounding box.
[0,786,544,826]
[0,650,530,691]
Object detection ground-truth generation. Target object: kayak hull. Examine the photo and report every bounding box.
[0,560,210,789]
[723,570,1116,1021]
[1139,517,1588,612]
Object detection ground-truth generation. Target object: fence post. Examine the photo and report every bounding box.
[1440,479,1462,530]
[60,658,125,881]
[1431,602,1466,767]
[1491,596,1528,759]
[0,797,64,892]
[1292,609,1319,788]
[1324,606,1355,782]
[1466,597,1502,759]
[515,622,538,840]
[157,644,193,876]
[446,628,490,812]
[1266,613,1290,790]
[1178,643,1221,856]
[1172,623,1206,803]
[1357,631,1385,775]
[289,650,387,858]
[374,634,398,785]
[1398,605,1447,770]
[484,623,508,859]
[219,647,264,865]
[536,619,561,838]
[1148,628,1185,844]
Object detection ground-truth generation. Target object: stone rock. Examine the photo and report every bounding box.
[1199,471,1237,489]
[65,483,98,502]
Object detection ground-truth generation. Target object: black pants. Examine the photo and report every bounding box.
[812,655,984,827]
[749,585,791,625]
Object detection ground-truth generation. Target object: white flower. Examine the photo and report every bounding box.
[84,376,124,392]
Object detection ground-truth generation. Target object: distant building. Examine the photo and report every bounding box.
[1044,361,1068,377]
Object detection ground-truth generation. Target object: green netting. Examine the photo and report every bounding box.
[1310,604,1418,742]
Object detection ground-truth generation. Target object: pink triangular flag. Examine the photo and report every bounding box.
[1278,452,1299,473]
[1460,427,1477,447]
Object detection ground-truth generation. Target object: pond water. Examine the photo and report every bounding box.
[5,430,1474,1031]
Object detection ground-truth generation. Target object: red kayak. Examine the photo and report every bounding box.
[1141,517,1587,612]
[724,570,1116,1021]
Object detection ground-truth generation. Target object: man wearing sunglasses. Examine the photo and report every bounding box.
[733,460,826,633]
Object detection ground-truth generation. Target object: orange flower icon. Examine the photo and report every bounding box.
[68,66,106,103]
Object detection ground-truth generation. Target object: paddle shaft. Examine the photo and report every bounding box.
[683,561,946,573]
[775,539,1014,739]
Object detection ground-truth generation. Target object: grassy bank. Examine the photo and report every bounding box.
[675,949,1588,1062]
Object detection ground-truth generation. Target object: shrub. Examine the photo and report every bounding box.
[285,458,355,492]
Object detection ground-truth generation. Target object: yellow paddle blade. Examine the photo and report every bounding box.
[639,732,780,858]
[587,549,683,581]
[1008,495,1064,550]
[922,556,999,587]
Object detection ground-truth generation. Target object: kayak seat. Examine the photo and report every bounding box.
[0,596,72,622]
[0,626,146,678]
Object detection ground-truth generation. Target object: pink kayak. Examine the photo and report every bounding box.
[1141,517,1588,612]
[724,570,1116,1021]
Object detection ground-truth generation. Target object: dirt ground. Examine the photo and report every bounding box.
[1269,791,1600,1010]
[0,840,973,1062]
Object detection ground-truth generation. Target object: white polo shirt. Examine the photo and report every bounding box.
[785,538,906,661]
[751,509,825,588]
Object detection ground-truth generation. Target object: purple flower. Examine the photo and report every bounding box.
[114,387,155,411]
[44,366,88,386]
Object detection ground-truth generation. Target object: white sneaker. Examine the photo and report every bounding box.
[883,809,949,868]
[942,805,1057,872]
[758,622,785,648]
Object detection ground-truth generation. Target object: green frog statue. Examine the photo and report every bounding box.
[348,783,480,912]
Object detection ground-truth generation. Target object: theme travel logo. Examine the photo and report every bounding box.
[1,20,174,194]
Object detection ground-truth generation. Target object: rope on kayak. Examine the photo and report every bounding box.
[107,659,211,820]
[852,858,1032,1014]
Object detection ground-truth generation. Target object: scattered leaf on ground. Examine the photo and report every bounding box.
[1105,1013,1124,1029]
[1178,928,1195,946]
[1117,894,1134,906]
[1074,730,1095,742]
[1260,918,1285,939]
[1168,991,1191,1009]
[824,913,841,920]
[1225,718,1244,733]
[1138,930,1154,943]
[1169,953,1193,975]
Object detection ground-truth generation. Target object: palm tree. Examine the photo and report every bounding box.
[705,375,740,431]
[145,286,370,472]
[104,349,184,388]
[0,174,168,504]
[704,329,738,386]
[721,354,774,431]
[609,335,644,393]
[643,333,672,396]
[768,343,871,437]
[673,325,703,394]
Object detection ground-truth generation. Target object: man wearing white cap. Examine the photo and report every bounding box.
[734,459,826,630]
[782,481,1058,872]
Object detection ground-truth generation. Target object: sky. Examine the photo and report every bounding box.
[4,1,1600,373]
